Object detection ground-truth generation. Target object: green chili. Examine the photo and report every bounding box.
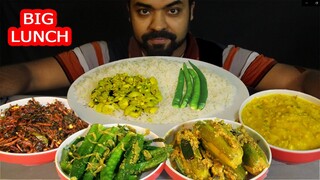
[180,63,193,108]
[189,61,208,110]
[172,68,185,108]
[188,68,201,110]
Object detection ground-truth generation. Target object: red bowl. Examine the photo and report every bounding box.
[55,123,166,180]
[0,97,71,166]
[0,148,57,166]
[239,89,320,164]
[164,118,272,180]
[270,146,320,164]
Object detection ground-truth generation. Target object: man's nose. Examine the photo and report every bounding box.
[149,12,168,31]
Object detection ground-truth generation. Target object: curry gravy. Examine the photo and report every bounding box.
[241,94,320,150]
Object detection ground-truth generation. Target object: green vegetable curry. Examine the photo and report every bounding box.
[88,73,162,118]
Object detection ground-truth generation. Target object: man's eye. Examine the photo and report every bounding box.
[168,8,180,15]
[138,9,150,15]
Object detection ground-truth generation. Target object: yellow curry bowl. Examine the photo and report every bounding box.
[239,89,320,164]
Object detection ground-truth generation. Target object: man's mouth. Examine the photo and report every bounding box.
[148,37,170,45]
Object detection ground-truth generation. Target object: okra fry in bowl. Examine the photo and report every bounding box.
[55,123,172,180]
[164,118,272,180]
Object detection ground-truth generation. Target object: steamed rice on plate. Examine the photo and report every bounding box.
[68,57,249,129]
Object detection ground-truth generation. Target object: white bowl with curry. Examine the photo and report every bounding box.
[164,118,271,180]
[239,89,320,164]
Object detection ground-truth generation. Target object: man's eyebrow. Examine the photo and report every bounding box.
[134,1,183,9]
[134,2,152,9]
[164,0,183,8]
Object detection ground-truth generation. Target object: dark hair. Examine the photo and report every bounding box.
[127,0,195,7]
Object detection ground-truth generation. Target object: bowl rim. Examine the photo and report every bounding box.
[0,148,57,156]
[239,89,320,115]
[240,89,320,107]
[238,89,320,153]
[0,96,68,106]
[239,89,320,117]
[163,117,272,180]
[269,144,320,153]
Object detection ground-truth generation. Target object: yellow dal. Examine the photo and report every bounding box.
[241,94,320,150]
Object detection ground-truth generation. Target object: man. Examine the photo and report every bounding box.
[0,0,319,99]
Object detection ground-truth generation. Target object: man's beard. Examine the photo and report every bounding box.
[139,30,185,56]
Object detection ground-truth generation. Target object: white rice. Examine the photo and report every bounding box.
[73,57,236,124]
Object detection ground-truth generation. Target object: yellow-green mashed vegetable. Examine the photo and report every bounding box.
[241,94,320,150]
[89,73,162,118]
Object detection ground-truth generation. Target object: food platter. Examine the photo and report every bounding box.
[67,56,249,137]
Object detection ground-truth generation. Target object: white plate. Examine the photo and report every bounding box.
[67,56,249,137]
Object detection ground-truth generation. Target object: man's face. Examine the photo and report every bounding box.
[129,0,194,56]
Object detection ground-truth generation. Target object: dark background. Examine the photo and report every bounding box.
[1,0,319,69]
